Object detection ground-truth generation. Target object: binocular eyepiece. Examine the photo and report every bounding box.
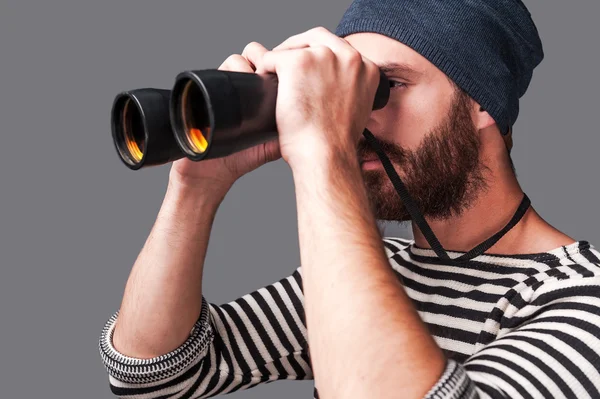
[111,69,390,170]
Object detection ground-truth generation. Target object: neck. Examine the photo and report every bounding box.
[411,133,575,255]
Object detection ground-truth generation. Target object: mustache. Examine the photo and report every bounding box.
[356,132,408,165]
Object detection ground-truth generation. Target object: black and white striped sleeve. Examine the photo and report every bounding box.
[423,274,600,399]
[98,266,313,399]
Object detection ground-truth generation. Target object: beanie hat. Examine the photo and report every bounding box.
[335,0,544,135]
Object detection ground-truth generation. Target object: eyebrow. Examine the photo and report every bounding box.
[377,62,423,80]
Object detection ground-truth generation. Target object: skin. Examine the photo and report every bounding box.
[111,27,577,399]
[253,28,576,398]
[345,32,575,254]
[358,83,487,222]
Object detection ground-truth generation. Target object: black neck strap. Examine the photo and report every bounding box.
[362,128,530,265]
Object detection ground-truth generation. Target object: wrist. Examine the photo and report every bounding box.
[169,167,232,196]
[289,140,359,180]
[166,176,229,211]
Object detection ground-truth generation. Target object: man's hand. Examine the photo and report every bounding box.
[169,42,281,192]
[248,27,381,172]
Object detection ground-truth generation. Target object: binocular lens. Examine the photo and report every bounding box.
[114,97,145,165]
[122,99,145,162]
[180,80,211,155]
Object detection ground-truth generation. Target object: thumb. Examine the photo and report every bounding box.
[264,139,282,163]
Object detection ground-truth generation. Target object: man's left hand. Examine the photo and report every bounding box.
[249,27,381,172]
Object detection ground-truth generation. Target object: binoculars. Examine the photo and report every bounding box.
[111,68,391,170]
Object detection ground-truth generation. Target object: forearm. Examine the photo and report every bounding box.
[112,179,228,359]
[291,145,446,399]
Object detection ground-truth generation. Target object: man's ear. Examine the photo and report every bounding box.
[503,126,513,153]
[473,104,496,131]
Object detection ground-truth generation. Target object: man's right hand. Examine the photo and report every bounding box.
[169,42,282,192]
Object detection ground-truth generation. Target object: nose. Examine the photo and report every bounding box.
[365,108,385,138]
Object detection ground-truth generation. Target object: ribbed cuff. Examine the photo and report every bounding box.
[423,359,474,399]
[98,296,214,384]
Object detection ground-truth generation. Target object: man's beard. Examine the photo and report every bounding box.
[357,89,488,222]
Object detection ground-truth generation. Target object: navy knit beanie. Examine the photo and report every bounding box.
[335,0,544,135]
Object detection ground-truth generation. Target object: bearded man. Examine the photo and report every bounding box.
[99,1,600,398]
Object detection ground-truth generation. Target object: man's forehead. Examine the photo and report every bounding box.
[344,32,428,74]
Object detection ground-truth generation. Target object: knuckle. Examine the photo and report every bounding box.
[345,49,363,65]
[313,45,334,59]
[219,54,251,71]
[219,54,237,68]
[242,41,260,55]
[362,58,375,72]
[295,51,315,68]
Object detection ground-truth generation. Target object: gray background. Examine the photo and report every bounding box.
[0,1,597,398]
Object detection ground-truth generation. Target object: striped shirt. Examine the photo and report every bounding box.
[98,237,600,398]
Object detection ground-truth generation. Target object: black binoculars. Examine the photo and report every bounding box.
[111,68,391,170]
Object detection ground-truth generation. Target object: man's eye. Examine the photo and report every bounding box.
[389,80,407,89]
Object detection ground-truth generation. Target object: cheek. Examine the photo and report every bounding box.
[377,85,453,150]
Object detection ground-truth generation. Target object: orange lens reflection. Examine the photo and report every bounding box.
[181,80,210,154]
[189,127,209,153]
[122,99,144,162]
[124,134,143,162]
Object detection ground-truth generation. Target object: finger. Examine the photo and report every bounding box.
[272,26,349,53]
[255,48,305,75]
[218,54,255,73]
[241,41,269,70]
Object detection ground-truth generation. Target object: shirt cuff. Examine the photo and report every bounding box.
[423,359,474,399]
[98,296,214,384]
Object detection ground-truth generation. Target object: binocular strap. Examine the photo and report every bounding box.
[362,128,531,266]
